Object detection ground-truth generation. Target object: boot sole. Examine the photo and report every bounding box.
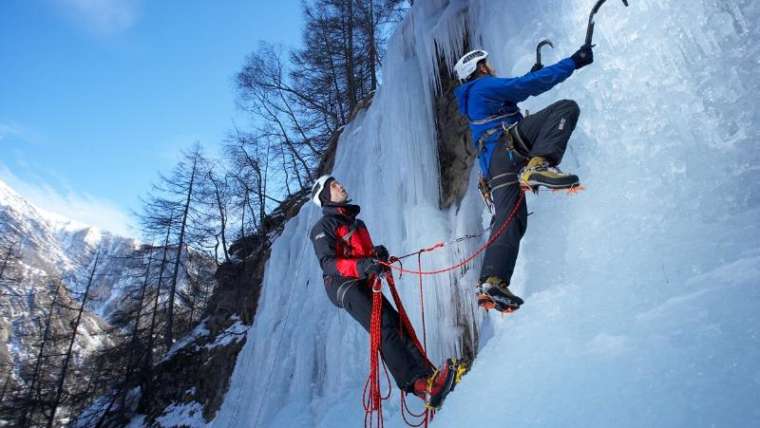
[522,178,580,189]
[478,294,519,313]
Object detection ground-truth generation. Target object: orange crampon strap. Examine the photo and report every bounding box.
[551,184,585,195]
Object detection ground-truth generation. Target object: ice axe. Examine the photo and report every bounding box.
[535,39,554,69]
[530,39,554,72]
[585,0,629,47]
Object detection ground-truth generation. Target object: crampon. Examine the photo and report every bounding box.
[521,182,585,195]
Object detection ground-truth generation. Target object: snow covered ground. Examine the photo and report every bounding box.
[208,0,760,427]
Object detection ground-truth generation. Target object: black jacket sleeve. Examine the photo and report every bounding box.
[310,220,361,278]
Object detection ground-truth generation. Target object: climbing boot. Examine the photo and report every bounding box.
[412,359,458,409]
[477,276,524,313]
[519,156,579,190]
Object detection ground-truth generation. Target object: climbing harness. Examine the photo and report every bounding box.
[476,122,530,163]
[503,123,531,159]
[469,110,521,126]
[477,177,495,215]
[474,121,530,211]
[489,172,519,194]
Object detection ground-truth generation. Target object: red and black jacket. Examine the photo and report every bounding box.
[310,203,377,280]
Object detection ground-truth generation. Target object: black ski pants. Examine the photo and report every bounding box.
[479,99,580,283]
[325,277,432,391]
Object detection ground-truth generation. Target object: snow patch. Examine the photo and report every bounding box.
[205,320,247,350]
[156,402,206,428]
[163,320,211,362]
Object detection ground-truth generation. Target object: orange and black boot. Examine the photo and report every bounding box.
[477,276,524,313]
[412,359,459,409]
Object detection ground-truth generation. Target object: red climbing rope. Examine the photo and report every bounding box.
[417,252,427,351]
[364,276,385,428]
[364,272,435,428]
[400,391,433,428]
[386,273,432,365]
[387,272,434,427]
[381,190,525,276]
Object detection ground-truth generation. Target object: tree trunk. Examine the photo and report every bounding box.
[0,243,13,280]
[48,253,100,428]
[208,172,230,263]
[367,0,378,90]
[344,0,357,111]
[20,280,62,428]
[146,219,173,372]
[165,155,198,349]
[95,247,156,427]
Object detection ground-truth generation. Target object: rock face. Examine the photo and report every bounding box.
[434,46,477,209]
[128,189,309,425]
[137,246,269,423]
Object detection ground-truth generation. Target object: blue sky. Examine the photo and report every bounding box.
[0,0,303,236]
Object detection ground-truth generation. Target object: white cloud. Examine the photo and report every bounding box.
[0,164,136,238]
[0,123,22,143]
[56,0,141,35]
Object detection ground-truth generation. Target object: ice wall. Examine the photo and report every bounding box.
[212,0,760,427]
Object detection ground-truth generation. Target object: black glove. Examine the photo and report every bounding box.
[357,258,386,278]
[373,245,389,262]
[571,45,594,69]
[530,63,544,73]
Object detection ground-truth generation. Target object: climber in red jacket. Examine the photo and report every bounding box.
[309,175,458,409]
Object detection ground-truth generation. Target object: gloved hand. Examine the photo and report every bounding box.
[571,45,594,69]
[530,63,544,73]
[373,245,389,262]
[357,258,386,278]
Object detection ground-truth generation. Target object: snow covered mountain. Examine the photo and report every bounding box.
[0,178,143,403]
[0,178,141,317]
[128,0,760,427]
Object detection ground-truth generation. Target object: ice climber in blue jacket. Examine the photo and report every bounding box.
[453,44,594,313]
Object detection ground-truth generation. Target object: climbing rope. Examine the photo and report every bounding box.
[417,252,427,351]
[381,191,525,276]
[364,273,434,428]
[400,390,433,427]
[386,184,579,268]
[363,276,387,428]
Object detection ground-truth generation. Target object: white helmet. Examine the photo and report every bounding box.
[311,175,334,207]
[454,49,489,81]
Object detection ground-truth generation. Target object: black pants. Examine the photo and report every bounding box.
[479,99,580,283]
[325,277,432,391]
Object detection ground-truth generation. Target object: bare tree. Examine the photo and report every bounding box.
[231,0,409,220]
[19,280,62,428]
[47,253,100,428]
[0,236,22,285]
[206,168,232,264]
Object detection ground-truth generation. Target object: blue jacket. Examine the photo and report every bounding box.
[454,57,577,176]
